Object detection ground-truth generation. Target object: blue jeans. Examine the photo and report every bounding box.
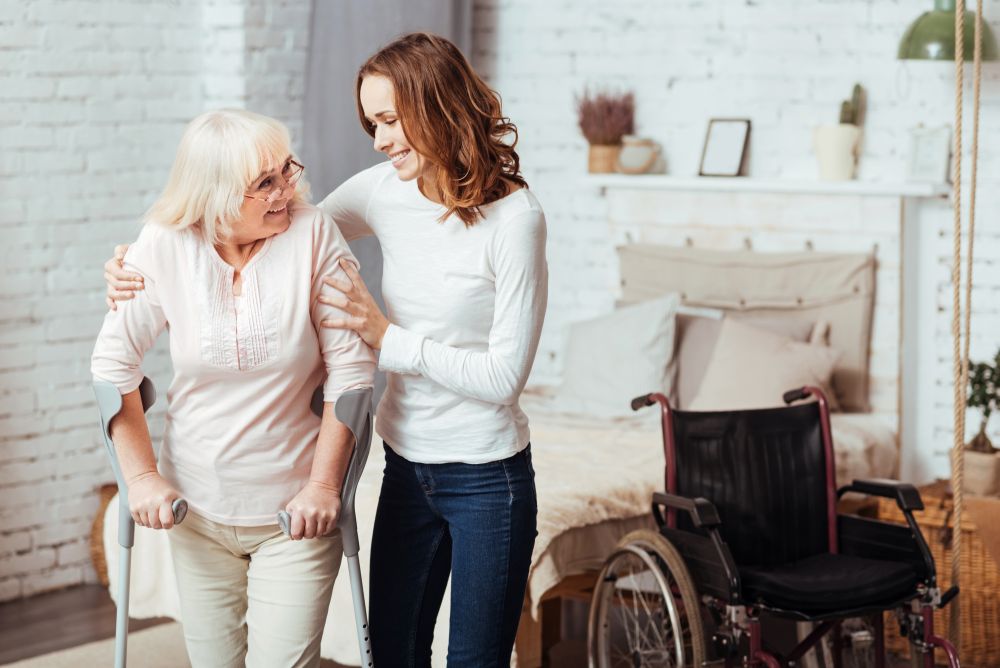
[369,443,538,667]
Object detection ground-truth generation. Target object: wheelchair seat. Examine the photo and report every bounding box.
[740,552,918,615]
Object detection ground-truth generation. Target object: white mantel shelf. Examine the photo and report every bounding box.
[585,174,951,199]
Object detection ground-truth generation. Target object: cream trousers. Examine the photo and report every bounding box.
[168,511,342,668]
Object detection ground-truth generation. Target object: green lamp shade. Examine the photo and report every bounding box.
[899,2,999,61]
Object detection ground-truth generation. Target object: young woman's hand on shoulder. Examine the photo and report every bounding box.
[103,243,143,310]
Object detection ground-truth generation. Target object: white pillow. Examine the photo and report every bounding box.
[552,294,679,417]
[688,318,842,411]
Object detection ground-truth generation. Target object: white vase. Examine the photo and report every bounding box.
[813,124,861,181]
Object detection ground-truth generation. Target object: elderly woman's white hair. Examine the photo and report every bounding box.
[143,109,310,243]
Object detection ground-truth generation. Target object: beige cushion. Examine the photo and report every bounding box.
[674,311,723,409]
[554,294,679,417]
[688,318,842,411]
[675,312,816,409]
[618,245,875,411]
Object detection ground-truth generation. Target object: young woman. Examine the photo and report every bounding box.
[104,33,547,667]
[93,109,375,668]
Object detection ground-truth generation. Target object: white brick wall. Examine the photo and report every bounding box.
[0,0,311,602]
[3,0,999,602]
[244,0,310,149]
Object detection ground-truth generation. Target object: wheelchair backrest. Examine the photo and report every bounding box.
[671,402,831,568]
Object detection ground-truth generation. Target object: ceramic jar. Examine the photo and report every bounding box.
[813,124,862,181]
[617,135,665,174]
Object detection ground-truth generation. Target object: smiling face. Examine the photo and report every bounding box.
[231,156,296,243]
[359,75,433,183]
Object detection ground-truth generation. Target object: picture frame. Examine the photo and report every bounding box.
[699,118,751,177]
[906,124,951,184]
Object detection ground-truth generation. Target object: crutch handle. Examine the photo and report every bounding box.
[277,510,291,536]
[172,498,188,525]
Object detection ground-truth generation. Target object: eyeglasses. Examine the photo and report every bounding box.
[244,159,304,204]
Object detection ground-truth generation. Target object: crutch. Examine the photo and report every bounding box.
[94,378,188,668]
[278,386,374,668]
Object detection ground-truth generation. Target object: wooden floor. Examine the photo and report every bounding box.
[0,585,355,667]
[0,584,170,665]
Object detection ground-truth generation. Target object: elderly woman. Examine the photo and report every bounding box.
[91,109,375,668]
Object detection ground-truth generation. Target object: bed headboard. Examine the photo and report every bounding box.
[617,244,877,412]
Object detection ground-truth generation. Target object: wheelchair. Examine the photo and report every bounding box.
[587,386,960,668]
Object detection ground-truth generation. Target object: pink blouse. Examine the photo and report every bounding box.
[92,204,375,525]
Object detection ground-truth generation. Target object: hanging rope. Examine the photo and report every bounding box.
[964,2,984,412]
[948,0,965,646]
[948,0,985,647]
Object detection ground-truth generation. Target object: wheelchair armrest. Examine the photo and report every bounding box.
[652,492,741,602]
[652,492,721,528]
[838,478,924,512]
[838,514,937,587]
[837,479,938,589]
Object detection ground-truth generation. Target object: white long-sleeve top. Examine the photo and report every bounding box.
[319,162,548,464]
[91,204,376,525]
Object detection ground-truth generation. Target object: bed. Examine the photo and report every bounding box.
[100,245,900,667]
[101,407,896,665]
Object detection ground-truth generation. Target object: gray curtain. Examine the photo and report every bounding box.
[302,0,472,404]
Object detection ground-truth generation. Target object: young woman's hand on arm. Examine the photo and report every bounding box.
[318,259,390,349]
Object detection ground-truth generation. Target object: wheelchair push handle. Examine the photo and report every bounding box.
[631,394,655,411]
[782,387,811,404]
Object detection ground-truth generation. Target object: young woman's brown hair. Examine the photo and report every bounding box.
[355,32,527,226]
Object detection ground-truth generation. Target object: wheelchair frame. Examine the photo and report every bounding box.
[630,386,960,668]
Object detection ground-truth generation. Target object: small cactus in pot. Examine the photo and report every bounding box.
[839,83,865,127]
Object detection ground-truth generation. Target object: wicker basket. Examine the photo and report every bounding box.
[90,483,118,587]
[877,481,1000,668]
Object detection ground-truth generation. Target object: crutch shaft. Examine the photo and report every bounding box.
[346,554,373,667]
[115,544,131,668]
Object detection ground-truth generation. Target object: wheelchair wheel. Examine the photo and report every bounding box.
[588,529,706,668]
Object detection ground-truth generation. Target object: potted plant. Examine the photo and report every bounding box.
[813,83,864,181]
[576,89,635,173]
[965,347,1000,495]
[968,348,1000,452]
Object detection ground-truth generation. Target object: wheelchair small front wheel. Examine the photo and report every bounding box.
[587,529,706,668]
